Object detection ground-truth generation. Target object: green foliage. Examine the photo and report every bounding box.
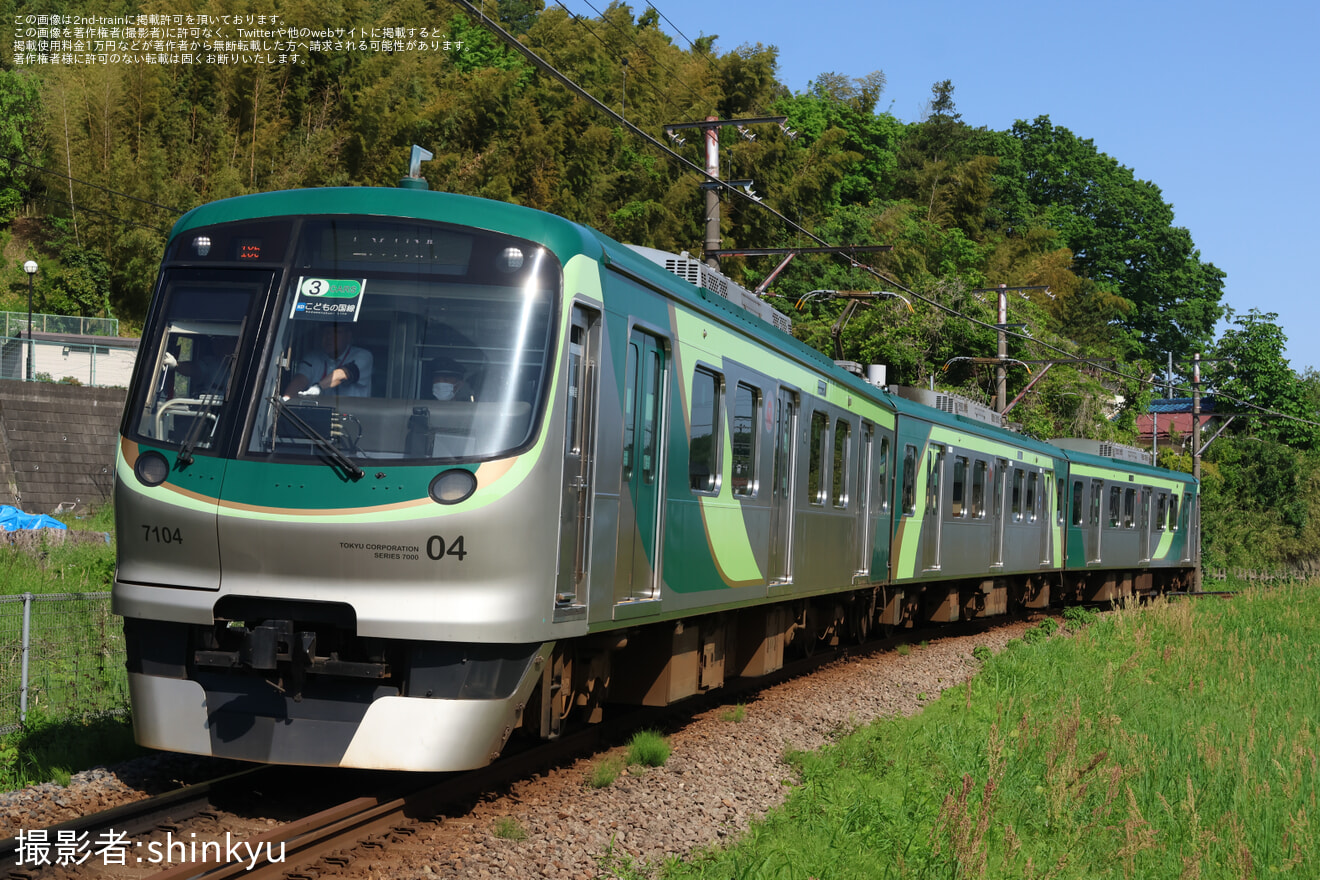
[719,703,747,723]
[663,585,1320,879]
[1063,605,1100,629]
[1,714,143,790]
[971,645,992,663]
[0,531,116,596]
[1005,115,1226,362]
[589,755,624,788]
[0,69,43,225]
[1200,434,1320,568]
[626,729,671,768]
[491,816,528,840]
[1210,308,1319,449]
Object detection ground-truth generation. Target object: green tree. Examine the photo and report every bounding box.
[1210,308,1320,449]
[1007,116,1225,362]
[0,69,43,225]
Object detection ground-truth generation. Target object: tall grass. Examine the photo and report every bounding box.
[0,503,116,597]
[669,584,1320,879]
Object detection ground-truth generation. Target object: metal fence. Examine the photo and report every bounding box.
[0,592,127,736]
[0,313,118,338]
[0,336,137,387]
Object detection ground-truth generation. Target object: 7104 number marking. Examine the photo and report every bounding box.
[143,525,183,544]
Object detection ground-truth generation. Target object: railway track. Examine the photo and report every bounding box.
[0,703,662,879]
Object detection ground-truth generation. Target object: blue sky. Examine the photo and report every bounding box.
[562,0,1320,372]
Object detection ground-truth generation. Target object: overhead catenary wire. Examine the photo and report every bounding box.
[0,182,172,234]
[2,152,185,215]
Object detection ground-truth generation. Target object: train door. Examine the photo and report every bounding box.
[921,445,944,572]
[615,329,667,605]
[855,423,874,577]
[991,458,1008,569]
[555,306,599,617]
[768,389,798,584]
[1138,486,1152,563]
[1088,479,1104,563]
[1040,471,1054,566]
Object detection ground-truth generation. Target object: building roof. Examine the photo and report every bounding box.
[1147,397,1216,414]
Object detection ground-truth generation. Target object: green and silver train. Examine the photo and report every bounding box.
[113,183,1198,771]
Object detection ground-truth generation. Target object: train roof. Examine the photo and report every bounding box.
[169,186,606,265]
[1057,446,1198,484]
[882,391,1067,458]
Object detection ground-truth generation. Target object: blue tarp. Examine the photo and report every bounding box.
[0,505,68,531]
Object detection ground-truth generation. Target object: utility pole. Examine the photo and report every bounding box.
[662,116,789,271]
[1192,352,1202,481]
[969,285,1049,413]
[996,284,1007,413]
[704,116,719,270]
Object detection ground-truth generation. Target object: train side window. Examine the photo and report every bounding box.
[901,444,917,515]
[689,368,722,494]
[925,447,942,516]
[1123,487,1136,528]
[1055,474,1064,526]
[971,459,987,518]
[832,419,851,508]
[622,340,639,480]
[993,460,1005,521]
[731,383,760,497]
[1156,493,1168,530]
[1011,468,1023,522]
[640,343,663,485]
[1026,472,1038,522]
[878,437,891,513]
[1072,480,1084,525]
[951,456,969,518]
[1108,486,1121,528]
[808,411,829,505]
[1090,480,1103,525]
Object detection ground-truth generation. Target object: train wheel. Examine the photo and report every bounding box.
[800,605,820,657]
[849,597,872,643]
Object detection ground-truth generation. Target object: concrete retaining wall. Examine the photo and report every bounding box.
[0,380,125,514]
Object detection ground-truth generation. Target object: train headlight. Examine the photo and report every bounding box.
[192,235,212,257]
[134,451,171,487]
[498,247,524,272]
[429,469,477,505]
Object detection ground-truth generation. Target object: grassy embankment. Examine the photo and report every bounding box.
[1,505,141,789]
[0,504,117,598]
[648,582,1318,879]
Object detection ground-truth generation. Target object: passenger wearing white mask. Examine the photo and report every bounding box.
[431,357,475,403]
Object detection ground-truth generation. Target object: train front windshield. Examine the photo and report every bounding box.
[126,216,560,464]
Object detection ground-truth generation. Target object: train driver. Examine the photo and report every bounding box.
[282,323,374,398]
[431,357,476,403]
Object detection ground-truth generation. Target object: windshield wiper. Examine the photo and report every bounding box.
[268,395,365,481]
[177,354,235,466]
